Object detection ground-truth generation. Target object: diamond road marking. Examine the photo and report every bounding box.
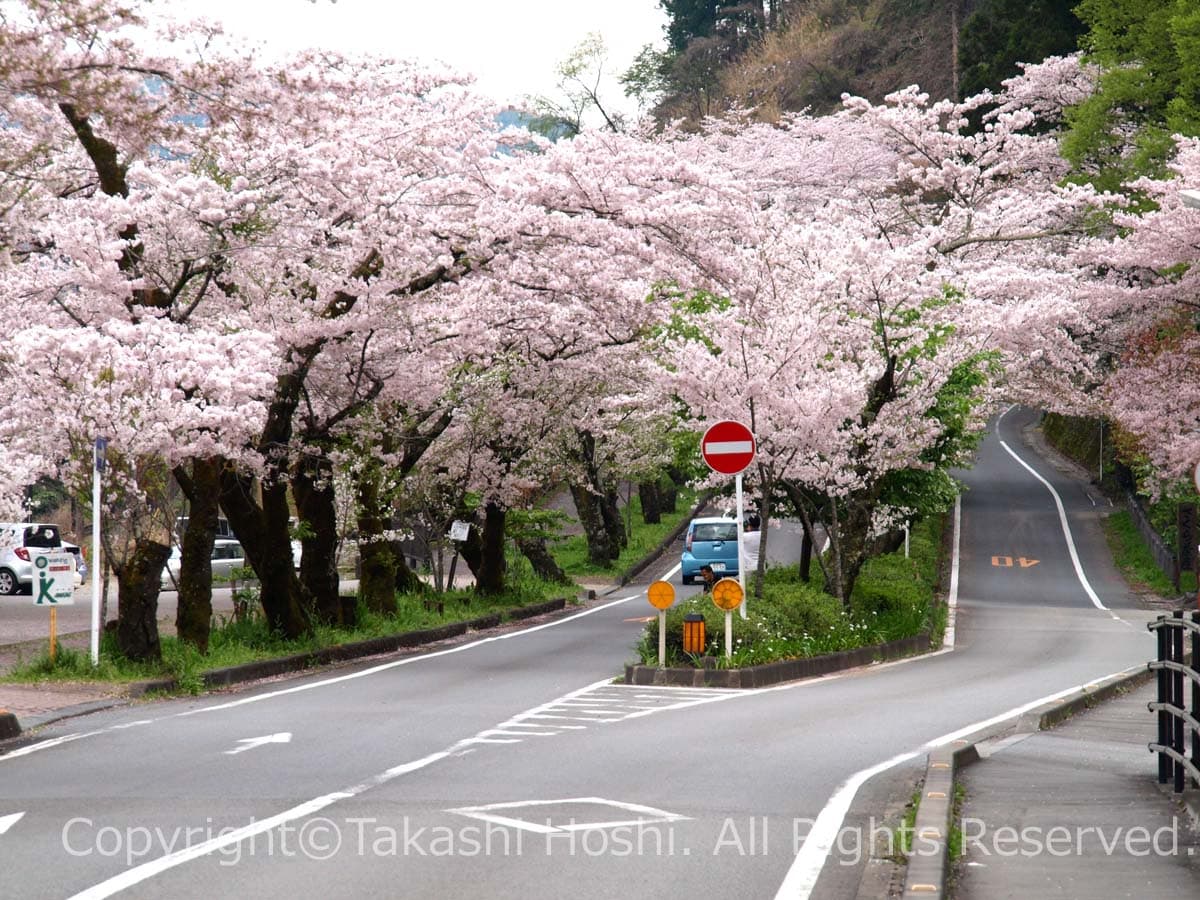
[448,797,689,835]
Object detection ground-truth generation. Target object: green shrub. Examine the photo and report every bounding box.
[637,514,946,668]
[758,579,843,635]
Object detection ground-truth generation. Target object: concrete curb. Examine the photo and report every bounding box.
[902,741,979,898]
[17,698,128,732]
[625,631,933,689]
[126,597,570,697]
[616,490,716,588]
[900,663,1153,899]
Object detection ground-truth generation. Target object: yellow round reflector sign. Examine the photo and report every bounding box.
[647,580,675,611]
[711,577,744,611]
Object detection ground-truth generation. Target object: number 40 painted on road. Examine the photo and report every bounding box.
[992,556,1039,568]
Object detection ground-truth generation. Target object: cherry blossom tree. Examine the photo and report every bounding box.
[666,61,1104,603]
[1074,138,1200,490]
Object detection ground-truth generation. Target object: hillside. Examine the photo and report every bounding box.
[648,0,1041,125]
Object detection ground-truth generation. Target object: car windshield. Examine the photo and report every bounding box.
[693,523,737,542]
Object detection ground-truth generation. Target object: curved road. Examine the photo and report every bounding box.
[0,407,1156,899]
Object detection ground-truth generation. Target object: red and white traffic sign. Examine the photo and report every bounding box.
[701,420,756,475]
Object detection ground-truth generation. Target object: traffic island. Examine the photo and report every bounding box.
[624,631,933,689]
[0,709,19,740]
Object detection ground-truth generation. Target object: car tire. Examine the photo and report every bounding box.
[0,568,18,595]
[681,574,693,585]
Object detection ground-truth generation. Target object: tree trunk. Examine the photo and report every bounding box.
[461,504,508,595]
[821,491,880,609]
[664,465,686,513]
[638,481,662,524]
[355,464,398,615]
[517,536,571,585]
[601,485,626,551]
[293,453,341,625]
[475,502,507,595]
[799,525,813,583]
[570,483,618,566]
[391,549,424,595]
[173,458,221,653]
[115,538,170,662]
[218,466,312,638]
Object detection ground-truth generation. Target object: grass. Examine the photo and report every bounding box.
[1102,509,1196,596]
[894,788,922,859]
[553,487,699,577]
[636,514,945,668]
[2,553,573,693]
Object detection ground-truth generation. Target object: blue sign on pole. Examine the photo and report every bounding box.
[94,437,108,472]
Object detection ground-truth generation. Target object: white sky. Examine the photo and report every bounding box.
[168,0,668,114]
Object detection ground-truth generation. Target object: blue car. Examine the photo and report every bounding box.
[681,517,739,584]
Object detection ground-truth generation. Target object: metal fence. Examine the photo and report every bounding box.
[1148,611,1200,793]
[1126,492,1180,590]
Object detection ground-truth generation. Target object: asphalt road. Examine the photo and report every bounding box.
[0,407,1157,899]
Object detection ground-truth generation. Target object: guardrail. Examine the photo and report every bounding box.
[1148,611,1200,793]
[1127,491,1180,590]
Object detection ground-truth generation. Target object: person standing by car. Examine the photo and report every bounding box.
[743,513,761,580]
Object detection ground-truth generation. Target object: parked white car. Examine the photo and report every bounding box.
[159,539,302,590]
[0,522,83,595]
[160,539,245,590]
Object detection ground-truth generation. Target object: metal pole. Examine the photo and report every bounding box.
[1193,612,1199,788]
[1173,610,1185,793]
[1099,420,1103,482]
[1157,618,1170,784]
[49,607,57,663]
[90,449,102,666]
[904,524,910,559]
[725,610,732,661]
[658,610,666,668]
[736,473,746,619]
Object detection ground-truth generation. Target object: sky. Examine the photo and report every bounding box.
[168,0,668,115]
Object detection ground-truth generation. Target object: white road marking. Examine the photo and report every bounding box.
[0,729,100,760]
[2,592,651,764]
[773,665,1145,899]
[223,732,292,756]
[448,797,688,835]
[998,437,1111,614]
[775,749,922,899]
[776,410,1139,898]
[67,750,451,900]
[0,811,25,835]
[65,677,692,898]
[945,494,961,649]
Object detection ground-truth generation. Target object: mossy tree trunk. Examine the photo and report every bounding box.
[115,538,171,662]
[293,452,341,625]
[172,458,220,654]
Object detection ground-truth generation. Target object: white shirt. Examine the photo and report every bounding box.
[742,529,761,574]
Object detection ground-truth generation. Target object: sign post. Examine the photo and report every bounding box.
[701,421,756,618]
[91,437,107,666]
[445,520,470,592]
[33,551,76,662]
[647,580,675,667]
[711,577,744,661]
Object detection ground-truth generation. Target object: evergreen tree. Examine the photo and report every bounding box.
[958,0,1084,98]
[1064,0,1200,189]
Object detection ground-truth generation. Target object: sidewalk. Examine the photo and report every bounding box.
[0,627,133,733]
[955,680,1200,898]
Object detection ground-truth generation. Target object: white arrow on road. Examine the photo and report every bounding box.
[0,812,26,835]
[224,733,292,755]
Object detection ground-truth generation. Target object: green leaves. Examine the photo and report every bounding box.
[1066,0,1200,187]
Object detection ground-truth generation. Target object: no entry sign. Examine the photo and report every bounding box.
[701,420,756,475]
